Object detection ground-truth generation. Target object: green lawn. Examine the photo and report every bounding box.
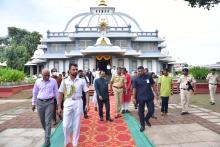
[170,94,220,113]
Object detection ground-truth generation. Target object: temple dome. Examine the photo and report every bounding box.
[63,1,143,32]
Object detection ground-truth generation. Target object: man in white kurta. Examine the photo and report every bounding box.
[58,63,89,147]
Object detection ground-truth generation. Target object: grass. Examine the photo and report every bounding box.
[170,94,220,113]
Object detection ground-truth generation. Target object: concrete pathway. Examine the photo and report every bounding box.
[0,98,220,147]
[129,103,220,147]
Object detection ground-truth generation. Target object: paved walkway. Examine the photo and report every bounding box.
[130,103,220,147]
[0,94,220,147]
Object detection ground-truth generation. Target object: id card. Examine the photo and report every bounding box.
[146,79,150,83]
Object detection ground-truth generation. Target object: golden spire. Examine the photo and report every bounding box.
[99,0,107,6]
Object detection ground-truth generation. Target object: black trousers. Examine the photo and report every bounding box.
[134,95,138,108]
[82,92,87,116]
[138,99,154,127]
[97,98,110,119]
[161,96,169,113]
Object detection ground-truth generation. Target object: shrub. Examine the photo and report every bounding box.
[189,67,209,80]
[0,68,25,82]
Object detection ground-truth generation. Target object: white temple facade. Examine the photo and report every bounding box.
[26,0,173,75]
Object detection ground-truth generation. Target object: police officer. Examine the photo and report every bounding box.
[206,68,219,105]
[132,66,159,132]
[95,70,113,121]
[110,67,126,118]
[177,68,196,115]
[57,63,89,147]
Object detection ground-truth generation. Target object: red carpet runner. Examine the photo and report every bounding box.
[67,96,135,147]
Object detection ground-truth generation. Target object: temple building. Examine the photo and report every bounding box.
[25,0,173,75]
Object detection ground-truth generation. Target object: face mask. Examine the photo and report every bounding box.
[52,72,57,76]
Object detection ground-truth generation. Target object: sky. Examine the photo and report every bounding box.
[0,0,220,65]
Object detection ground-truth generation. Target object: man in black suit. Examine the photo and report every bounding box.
[94,70,113,122]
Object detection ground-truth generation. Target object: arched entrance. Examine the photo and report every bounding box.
[96,55,112,74]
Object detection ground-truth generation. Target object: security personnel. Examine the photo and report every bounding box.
[95,70,113,121]
[110,67,126,118]
[133,66,159,132]
[57,63,89,147]
[78,70,89,119]
[206,68,219,105]
[177,68,196,115]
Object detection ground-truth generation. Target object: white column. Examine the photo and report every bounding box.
[78,58,83,69]
[65,60,69,73]
[37,65,39,75]
[30,66,34,75]
[112,57,117,68]
[137,59,142,67]
[152,59,157,73]
[89,57,95,70]
[49,60,53,70]
[124,58,129,71]
[157,61,161,75]
[59,60,63,74]
[143,59,147,68]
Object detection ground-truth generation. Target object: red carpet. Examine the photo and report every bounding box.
[67,96,135,147]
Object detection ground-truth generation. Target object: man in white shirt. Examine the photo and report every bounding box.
[111,66,116,76]
[206,68,219,105]
[57,63,89,147]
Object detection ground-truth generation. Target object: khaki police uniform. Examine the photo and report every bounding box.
[110,74,126,115]
[59,76,88,146]
[177,75,196,113]
[206,73,219,103]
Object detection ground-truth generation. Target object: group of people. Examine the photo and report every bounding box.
[32,63,219,147]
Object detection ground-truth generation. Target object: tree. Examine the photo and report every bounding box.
[5,27,42,70]
[5,44,28,70]
[21,31,42,59]
[8,27,42,58]
[184,0,220,10]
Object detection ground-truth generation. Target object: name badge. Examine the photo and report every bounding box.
[146,79,150,83]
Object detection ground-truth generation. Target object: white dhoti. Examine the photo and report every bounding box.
[63,98,83,146]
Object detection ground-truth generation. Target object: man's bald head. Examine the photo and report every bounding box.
[42,68,50,81]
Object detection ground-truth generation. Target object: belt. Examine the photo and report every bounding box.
[38,97,54,101]
[180,88,188,90]
[113,86,123,89]
[209,83,218,85]
[71,97,81,100]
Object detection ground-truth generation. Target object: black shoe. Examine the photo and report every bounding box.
[145,120,151,127]
[140,126,145,132]
[106,118,113,122]
[84,114,89,119]
[122,110,126,114]
[185,112,190,114]
[151,115,157,119]
[125,110,130,113]
[211,102,215,105]
[181,112,187,115]
[100,117,104,121]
